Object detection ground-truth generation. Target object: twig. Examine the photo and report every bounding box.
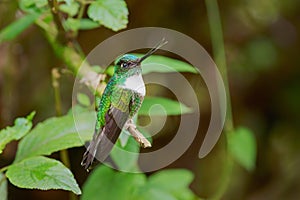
[51,68,62,116]
[51,68,71,168]
[35,10,104,96]
[51,68,76,200]
[77,1,86,20]
[125,120,151,148]
[77,0,94,5]
[80,71,106,95]
[47,0,68,44]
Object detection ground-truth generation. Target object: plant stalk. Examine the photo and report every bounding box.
[205,0,233,132]
[204,0,235,199]
[0,166,8,173]
[0,173,7,187]
[51,68,71,168]
[51,68,76,200]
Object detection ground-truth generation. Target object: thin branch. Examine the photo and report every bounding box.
[51,68,71,168]
[125,120,151,148]
[77,0,94,5]
[77,2,86,20]
[47,0,68,44]
[51,68,62,116]
[40,0,152,162]
[51,68,76,200]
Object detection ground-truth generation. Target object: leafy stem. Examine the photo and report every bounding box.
[0,166,8,173]
[72,1,86,37]
[35,16,57,35]
[52,68,63,116]
[77,0,94,5]
[51,69,71,169]
[205,0,235,199]
[205,0,233,132]
[51,68,77,200]
[77,2,86,20]
[210,153,234,200]
[47,0,68,44]
[0,173,7,186]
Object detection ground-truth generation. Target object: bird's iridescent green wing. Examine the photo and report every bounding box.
[129,92,144,118]
[82,83,131,169]
[110,87,132,113]
[95,77,117,131]
[93,88,133,163]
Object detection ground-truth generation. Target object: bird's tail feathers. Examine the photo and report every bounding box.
[81,107,128,171]
[81,129,103,171]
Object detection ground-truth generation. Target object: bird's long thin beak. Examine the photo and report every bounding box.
[136,38,168,64]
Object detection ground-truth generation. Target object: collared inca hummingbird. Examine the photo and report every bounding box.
[81,39,168,170]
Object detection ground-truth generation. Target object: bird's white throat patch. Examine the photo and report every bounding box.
[120,74,146,95]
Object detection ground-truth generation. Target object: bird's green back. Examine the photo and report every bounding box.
[95,62,141,132]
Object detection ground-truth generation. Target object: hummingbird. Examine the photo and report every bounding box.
[81,39,168,170]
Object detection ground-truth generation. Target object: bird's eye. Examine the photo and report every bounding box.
[121,62,128,68]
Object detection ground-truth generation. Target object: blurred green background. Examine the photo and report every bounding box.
[1,0,300,199]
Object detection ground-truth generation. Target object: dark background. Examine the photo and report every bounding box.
[1,0,300,199]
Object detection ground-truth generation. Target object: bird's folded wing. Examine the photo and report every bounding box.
[95,106,129,162]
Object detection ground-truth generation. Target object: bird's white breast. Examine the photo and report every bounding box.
[120,74,146,96]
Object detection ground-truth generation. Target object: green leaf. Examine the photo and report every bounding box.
[6,156,81,195]
[14,112,94,162]
[65,0,73,5]
[87,0,128,31]
[148,169,194,192]
[227,127,257,171]
[67,104,88,116]
[0,13,39,44]
[110,136,140,172]
[132,54,198,74]
[59,2,80,17]
[57,0,73,5]
[105,66,115,76]
[19,0,48,13]
[118,129,130,147]
[82,166,197,200]
[106,54,197,76]
[0,111,35,154]
[64,18,80,31]
[0,173,7,200]
[77,93,91,107]
[136,188,177,200]
[134,169,195,200]
[91,65,103,73]
[139,97,192,116]
[79,18,101,30]
[81,165,146,200]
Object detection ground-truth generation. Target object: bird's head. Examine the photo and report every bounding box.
[114,54,140,74]
[113,38,168,75]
